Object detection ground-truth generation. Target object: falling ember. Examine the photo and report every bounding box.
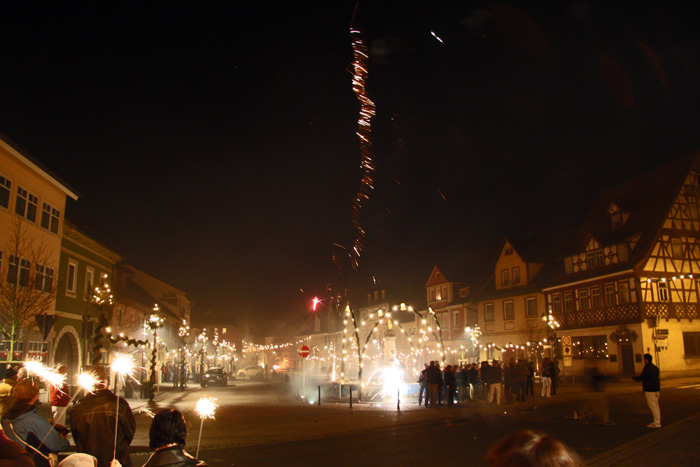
[195,397,218,419]
[111,353,138,382]
[77,371,99,394]
[430,30,444,44]
[348,24,376,272]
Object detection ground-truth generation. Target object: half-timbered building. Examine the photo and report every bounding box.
[543,153,700,377]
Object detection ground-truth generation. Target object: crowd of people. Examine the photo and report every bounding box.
[417,357,560,407]
[0,364,206,467]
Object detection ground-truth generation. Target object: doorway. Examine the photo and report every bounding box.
[620,344,635,377]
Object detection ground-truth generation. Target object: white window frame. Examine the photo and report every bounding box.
[453,310,460,328]
[484,303,495,322]
[503,300,515,321]
[525,297,538,318]
[66,260,78,297]
[512,267,521,284]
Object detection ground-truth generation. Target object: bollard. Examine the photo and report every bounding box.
[318,386,321,407]
[397,388,400,411]
[349,386,353,409]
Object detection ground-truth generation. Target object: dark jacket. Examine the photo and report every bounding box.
[425,365,442,384]
[633,362,660,392]
[443,368,456,386]
[489,364,503,384]
[2,402,69,467]
[467,367,478,384]
[142,445,207,467]
[70,389,135,467]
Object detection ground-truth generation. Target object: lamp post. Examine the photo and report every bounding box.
[87,273,114,367]
[541,309,561,359]
[197,330,208,384]
[178,319,190,390]
[146,306,164,402]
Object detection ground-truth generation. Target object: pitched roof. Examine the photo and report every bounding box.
[545,151,699,286]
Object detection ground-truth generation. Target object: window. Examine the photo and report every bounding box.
[442,285,448,300]
[453,310,460,328]
[604,284,615,305]
[484,303,494,322]
[28,342,47,353]
[85,267,95,299]
[683,332,700,357]
[512,267,521,284]
[13,258,31,287]
[551,294,561,313]
[117,308,125,328]
[505,247,513,255]
[591,287,601,308]
[503,301,514,320]
[501,270,510,286]
[430,288,436,302]
[658,282,669,302]
[595,249,605,267]
[34,265,54,293]
[578,289,590,309]
[672,238,684,258]
[15,187,38,222]
[525,297,538,318]
[40,202,60,234]
[0,341,23,352]
[572,335,608,358]
[66,261,77,296]
[0,175,10,209]
[436,287,442,301]
[586,251,595,269]
[563,292,573,311]
[619,280,630,303]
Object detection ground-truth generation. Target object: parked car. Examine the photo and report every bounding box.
[237,366,264,380]
[201,367,227,387]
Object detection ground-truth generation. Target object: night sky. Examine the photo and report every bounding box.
[2,1,699,336]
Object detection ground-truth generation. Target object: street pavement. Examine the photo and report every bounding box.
[42,375,700,466]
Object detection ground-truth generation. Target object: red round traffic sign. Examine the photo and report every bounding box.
[298,345,310,358]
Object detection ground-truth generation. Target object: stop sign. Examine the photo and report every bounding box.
[298,345,310,358]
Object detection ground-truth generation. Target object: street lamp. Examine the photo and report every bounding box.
[197,330,208,383]
[146,305,164,402]
[178,319,190,390]
[541,309,561,359]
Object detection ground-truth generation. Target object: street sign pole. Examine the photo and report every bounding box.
[298,345,310,400]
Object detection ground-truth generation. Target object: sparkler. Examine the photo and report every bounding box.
[23,360,66,391]
[111,353,138,459]
[195,397,218,458]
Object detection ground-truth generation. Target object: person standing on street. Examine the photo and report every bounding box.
[417,364,428,407]
[70,366,136,467]
[489,360,503,405]
[425,361,442,408]
[633,353,661,428]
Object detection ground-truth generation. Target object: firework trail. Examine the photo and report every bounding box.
[347,5,376,272]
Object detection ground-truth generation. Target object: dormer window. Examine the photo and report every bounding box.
[608,203,629,232]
